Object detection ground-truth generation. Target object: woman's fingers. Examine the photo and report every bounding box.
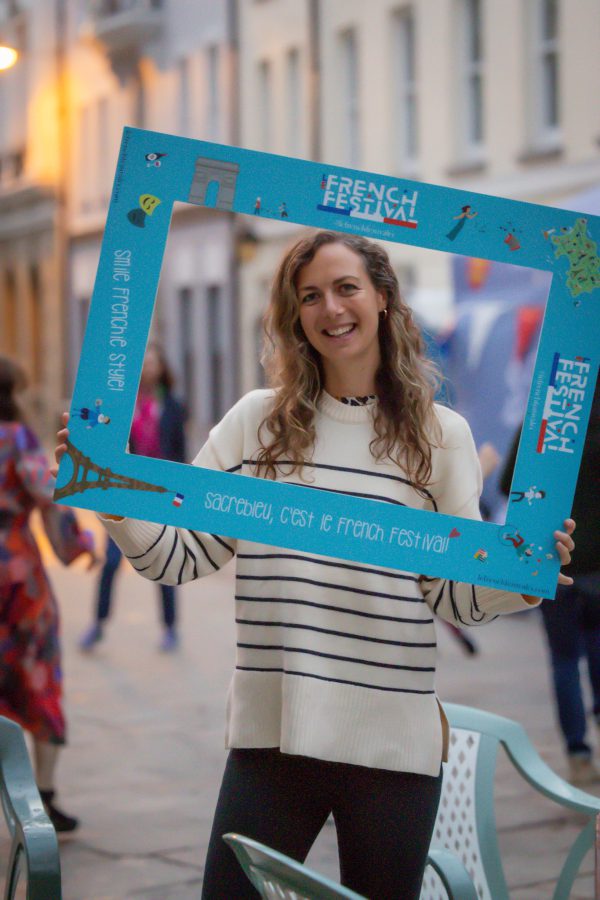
[555,518,576,586]
[50,413,71,477]
[53,440,67,463]
[50,444,67,477]
[557,573,574,586]
[555,535,572,557]
[554,520,575,554]
[554,534,572,564]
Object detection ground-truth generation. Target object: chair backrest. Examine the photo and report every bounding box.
[420,720,506,900]
[223,833,366,900]
[0,715,61,900]
[420,703,600,900]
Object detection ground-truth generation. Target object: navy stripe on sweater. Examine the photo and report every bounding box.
[225,459,438,510]
[236,618,437,648]
[237,552,419,582]
[235,595,434,624]
[237,573,425,603]
[235,667,435,695]
[237,644,436,672]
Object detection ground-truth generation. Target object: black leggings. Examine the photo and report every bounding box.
[202,748,442,900]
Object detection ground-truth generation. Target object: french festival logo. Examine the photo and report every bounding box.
[536,353,591,454]
[317,173,419,229]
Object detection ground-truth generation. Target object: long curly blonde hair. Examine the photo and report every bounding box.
[256,231,442,490]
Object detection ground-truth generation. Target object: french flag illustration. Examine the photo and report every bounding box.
[172,493,184,508]
[537,352,560,453]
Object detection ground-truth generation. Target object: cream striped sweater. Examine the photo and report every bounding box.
[102,390,537,776]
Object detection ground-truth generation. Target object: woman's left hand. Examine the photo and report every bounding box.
[521,518,576,603]
[555,518,576,586]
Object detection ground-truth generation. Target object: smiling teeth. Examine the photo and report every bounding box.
[326,325,354,336]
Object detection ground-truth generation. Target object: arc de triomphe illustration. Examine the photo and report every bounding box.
[188,157,240,210]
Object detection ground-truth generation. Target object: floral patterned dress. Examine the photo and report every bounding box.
[0,421,90,744]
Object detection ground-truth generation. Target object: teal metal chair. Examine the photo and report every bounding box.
[0,715,61,900]
[420,703,600,900]
[224,833,477,900]
[224,833,366,899]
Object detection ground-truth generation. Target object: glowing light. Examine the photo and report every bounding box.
[0,45,18,71]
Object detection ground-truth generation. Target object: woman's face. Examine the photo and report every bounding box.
[296,242,386,388]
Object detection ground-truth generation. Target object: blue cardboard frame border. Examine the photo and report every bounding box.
[55,127,600,598]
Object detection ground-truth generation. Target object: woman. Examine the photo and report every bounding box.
[79,341,186,652]
[55,232,574,896]
[0,356,95,832]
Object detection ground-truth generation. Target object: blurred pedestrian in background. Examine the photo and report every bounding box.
[501,375,600,785]
[0,355,95,831]
[79,341,186,653]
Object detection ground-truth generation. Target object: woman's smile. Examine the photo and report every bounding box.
[322,322,357,339]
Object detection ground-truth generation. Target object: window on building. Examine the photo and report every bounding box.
[207,285,224,422]
[0,147,25,186]
[177,56,191,137]
[3,269,17,355]
[29,264,42,384]
[134,70,146,129]
[179,286,195,419]
[97,97,111,206]
[206,44,220,141]
[258,59,272,151]
[529,0,560,148]
[78,297,90,349]
[392,7,418,172]
[0,14,27,156]
[11,148,24,179]
[395,263,417,305]
[457,0,484,161]
[286,47,301,155]
[254,313,266,388]
[94,1,164,15]
[339,28,360,166]
[79,105,93,213]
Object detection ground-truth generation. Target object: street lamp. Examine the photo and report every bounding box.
[0,44,18,71]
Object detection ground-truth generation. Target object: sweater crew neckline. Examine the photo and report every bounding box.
[318,391,376,424]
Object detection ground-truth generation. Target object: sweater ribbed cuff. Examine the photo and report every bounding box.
[97,514,166,558]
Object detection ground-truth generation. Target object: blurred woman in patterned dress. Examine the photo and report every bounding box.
[0,356,95,832]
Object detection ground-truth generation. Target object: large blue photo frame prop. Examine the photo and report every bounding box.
[55,127,600,598]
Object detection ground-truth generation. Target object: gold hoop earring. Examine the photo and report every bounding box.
[379,308,388,321]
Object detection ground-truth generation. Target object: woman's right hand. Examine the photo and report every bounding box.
[52,412,124,522]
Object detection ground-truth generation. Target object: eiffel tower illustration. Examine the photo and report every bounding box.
[54,439,170,502]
